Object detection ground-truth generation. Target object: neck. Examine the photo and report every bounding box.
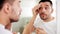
[43,16,54,22]
[0,13,10,26]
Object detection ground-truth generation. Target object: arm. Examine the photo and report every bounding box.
[22,16,36,34]
[22,4,40,34]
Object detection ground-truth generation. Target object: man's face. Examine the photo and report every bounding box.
[10,0,22,22]
[38,2,53,20]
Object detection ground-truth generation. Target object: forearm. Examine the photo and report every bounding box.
[22,16,36,34]
[29,15,37,25]
[22,5,39,34]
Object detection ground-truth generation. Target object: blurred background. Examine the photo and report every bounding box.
[11,0,56,34]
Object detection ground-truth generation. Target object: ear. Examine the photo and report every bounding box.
[3,3,12,14]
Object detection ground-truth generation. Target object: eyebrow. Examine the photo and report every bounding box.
[45,5,49,7]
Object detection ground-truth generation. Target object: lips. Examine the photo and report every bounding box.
[40,13,47,18]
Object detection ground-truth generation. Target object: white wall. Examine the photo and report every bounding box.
[20,0,36,17]
[57,0,60,34]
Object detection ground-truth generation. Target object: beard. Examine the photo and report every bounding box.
[10,18,19,23]
[11,19,18,22]
[10,9,20,23]
[40,13,48,20]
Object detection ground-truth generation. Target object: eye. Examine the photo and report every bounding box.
[39,7,42,10]
[45,7,48,10]
[36,9,39,12]
[19,1,21,3]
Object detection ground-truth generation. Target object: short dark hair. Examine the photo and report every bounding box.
[0,0,5,10]
[39,0,53,6]
[0,0,15,10]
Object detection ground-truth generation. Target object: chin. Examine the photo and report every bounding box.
[40,15,48,20]
[14,19,19,22]
[41,17,48,20]
[14,16,20,22]
[41,18,47,20]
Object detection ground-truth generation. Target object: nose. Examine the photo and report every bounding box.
[42,8,46,13]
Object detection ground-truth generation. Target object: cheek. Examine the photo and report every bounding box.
[46,9,51,13]
[12,11,16,17]
[12,6,19,16]
[39,10,42,14]
[16,7,22,16]
[15,6,21,15]
[47,10,52,14]
[10,8,17,18]
[46,12,51,16]
[48,8,52,12]
[12,4,22,16]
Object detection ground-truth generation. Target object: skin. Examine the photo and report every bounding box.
[38,2,54,22]
[0,0,22,34]
[22,2,54,34]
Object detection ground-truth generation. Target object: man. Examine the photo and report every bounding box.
[0,0,22,34]
[23,0,56,34]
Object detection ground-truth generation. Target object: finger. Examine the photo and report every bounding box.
[36,28,44,30]
[32,4,40,11]
[35,28,46,33]
[35,30,46,34]
[34,4,40,9]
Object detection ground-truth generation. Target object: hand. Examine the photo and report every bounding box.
[35,28,47,34]
[32,4,40,17]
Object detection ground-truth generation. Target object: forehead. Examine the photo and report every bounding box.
[39,2,51,7]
